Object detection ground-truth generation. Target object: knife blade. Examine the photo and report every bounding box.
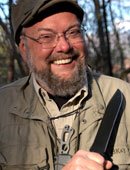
[90,89,124,160]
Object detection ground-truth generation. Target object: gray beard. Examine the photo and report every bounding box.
[29,54,87,96]
[26,46,87,96]
[34,61,87,96]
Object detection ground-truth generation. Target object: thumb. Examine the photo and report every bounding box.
[104,160,113,169]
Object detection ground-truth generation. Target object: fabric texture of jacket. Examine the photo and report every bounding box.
[0,70,130,170]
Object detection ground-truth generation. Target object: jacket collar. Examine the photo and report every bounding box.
[9,70,106,122]
[71,70,106,142]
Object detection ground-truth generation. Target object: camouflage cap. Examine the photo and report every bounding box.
[11,0,84,45]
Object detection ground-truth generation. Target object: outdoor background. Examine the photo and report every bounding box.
[0,0,130,86]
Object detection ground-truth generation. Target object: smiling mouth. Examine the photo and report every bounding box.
[53,58,73,65]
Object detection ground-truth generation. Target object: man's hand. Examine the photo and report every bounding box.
[62,150,113,170]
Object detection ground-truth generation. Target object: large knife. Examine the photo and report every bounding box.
[90,89,124,160]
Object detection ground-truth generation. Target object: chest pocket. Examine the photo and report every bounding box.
[0,118,50,170]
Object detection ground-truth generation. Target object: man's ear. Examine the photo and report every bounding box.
[19,37,28,63]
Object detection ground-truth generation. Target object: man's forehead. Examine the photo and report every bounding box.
[23,12,80,33]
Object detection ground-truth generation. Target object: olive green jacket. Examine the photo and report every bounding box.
[0,72,130,170]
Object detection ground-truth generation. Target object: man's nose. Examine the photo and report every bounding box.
[54,35,72,52]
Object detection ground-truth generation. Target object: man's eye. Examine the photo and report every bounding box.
[39,34,54,42]
[68,28,81,36]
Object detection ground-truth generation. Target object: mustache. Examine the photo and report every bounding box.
[46,50,80,63]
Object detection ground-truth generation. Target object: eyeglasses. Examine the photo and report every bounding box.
[22,26,85,49]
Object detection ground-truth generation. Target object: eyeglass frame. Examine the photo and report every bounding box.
[21,25,86,49]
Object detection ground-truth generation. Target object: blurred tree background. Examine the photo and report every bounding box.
[0,0,130,86]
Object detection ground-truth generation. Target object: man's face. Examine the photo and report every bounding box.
[19,12,88,96]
